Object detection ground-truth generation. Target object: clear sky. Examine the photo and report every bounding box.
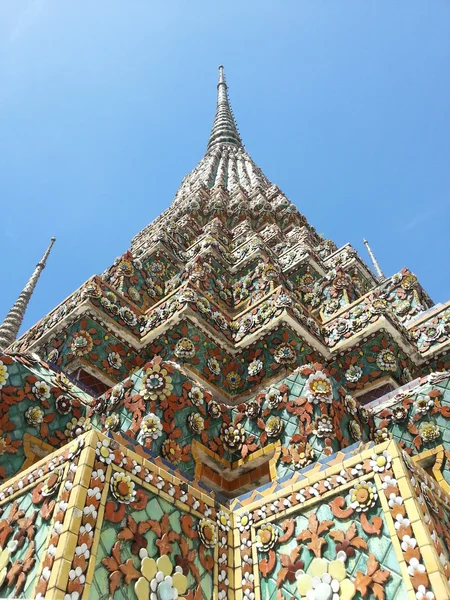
[1,1,449,336]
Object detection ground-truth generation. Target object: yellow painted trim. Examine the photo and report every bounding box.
[31,461,72,596]
[375,472,415,595]
[0,443,70,503]
[413,444,450,494]
[22,432,54,471]
[81,464,112,600]
[390,455,450,598]
[192,438,281,471]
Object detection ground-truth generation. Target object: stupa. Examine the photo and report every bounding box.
[0,66,450,600]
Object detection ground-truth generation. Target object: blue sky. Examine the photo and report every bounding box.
[1,1,449,335]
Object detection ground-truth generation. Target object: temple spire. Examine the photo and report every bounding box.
[0,237,56,351]
[364,238,385,282]
[206,65,243,152]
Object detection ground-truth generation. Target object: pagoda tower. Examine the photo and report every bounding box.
[0,67,450,600]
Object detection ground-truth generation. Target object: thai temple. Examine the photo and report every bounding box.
[1,66,450,600]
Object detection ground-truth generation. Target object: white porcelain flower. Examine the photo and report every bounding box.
[345,365,362,383]
[135,555,187,600]
[415,585,434,600]
[237,512,253,532]
[0,361,9,388]
[141,364,173,401]
[296,556,355,600]
[305,371,333,404]
[96,438,115,464]
[140,413,163,440]
[376,349,397,372]
[33,380,51,401]
[25,405,44,426]
[370,450,392,473]
[107,352,122,370]
[248,359,263,377]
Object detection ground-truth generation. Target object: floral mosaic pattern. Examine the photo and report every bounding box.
[0,420,450,599]
[88,357,371,483]
[94,478,214,600]
[233,443,447,600]
[372,372,450,482]
[43,315,145,383]
[0,488,56,598]
[0,354,88,481]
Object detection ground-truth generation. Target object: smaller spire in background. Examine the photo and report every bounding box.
[206,65,243,151]
[364,238,385,282]
[0,237,56,351]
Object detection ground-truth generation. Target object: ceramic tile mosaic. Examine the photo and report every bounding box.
[1,67,450,599]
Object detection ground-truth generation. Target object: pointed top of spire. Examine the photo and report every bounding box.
[206,65,243,152]
[0,237,56,352]
[363,238,385,281]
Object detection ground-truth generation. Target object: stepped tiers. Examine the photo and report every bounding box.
[0,68,449,600]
